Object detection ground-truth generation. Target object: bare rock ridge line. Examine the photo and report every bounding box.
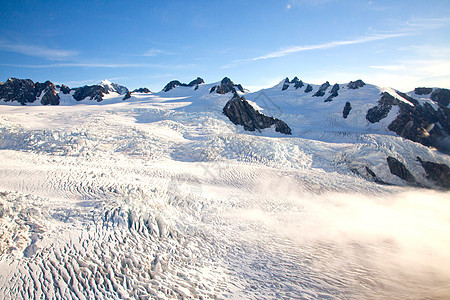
[209,77,245,94]
[0,77,151,104]
[222,92,292,135]
[162,77,205,92]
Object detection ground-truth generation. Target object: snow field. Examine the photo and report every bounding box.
[0,86,449,299]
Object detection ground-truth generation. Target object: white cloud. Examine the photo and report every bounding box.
[369,65,406,71]
[224,33,410,68]
[0,40,77,60]
[142,48,174,57]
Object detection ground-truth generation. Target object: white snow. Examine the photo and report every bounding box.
[0,81,449,299]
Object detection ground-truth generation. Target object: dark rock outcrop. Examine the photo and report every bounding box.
[132,87,151,93]
[210,77,245,95]
[39,82,60,105]
[324,83,340,102]
[0,78,38,105]
[417,157,450,189]
[73,85,108,102]
[414,87,433,95]
[430,88,450,107]
[366,92,397,123]
[163,77,205,92]
[387,157,416,184]
[0,78,60,105]
[123,91,131,100]
[347,79,365,90]
[387,91,448,151]
[343,102,352,118]
[304,84,313,93]
[59,84,71,94]
[365,166,387,184]
[163,80,183,92]
[313,81,330,97]
[292,77,304,89]
[223,93,291,135]
[187,77,205,89]
[282,78,290,91]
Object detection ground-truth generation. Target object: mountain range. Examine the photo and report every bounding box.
[1,75,449,189]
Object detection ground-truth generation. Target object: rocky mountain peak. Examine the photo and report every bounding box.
[222,93,291,134]
[210,77,245,94]
[163,77,205,92]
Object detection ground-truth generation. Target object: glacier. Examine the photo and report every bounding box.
[0,77,449,299]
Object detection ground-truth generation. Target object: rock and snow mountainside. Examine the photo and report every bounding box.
[0,74,450,299]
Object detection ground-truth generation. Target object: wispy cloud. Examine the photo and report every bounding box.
[0,62,195,69]
[224,33,409,68]
[142,48,175,57]
[405,17,450,30]
[0,40,77,60]
[369,65,406,71]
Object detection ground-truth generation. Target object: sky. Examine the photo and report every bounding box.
[0,0,449,92]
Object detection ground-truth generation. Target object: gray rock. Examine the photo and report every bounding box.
[414,87,433,95]
[387,157,416,184]
[210,77,245,94]
[347,79,365,89]
[304,84,313,93]
[282,77,290,91]
[417,157,450,189]
[223,93,291,135]
[313,81,330,97]
[132,87,151,93]
[343,102,352,118]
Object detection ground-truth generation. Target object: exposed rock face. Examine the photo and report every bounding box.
[282,77,304,90]
[123,91,131,100]
[0,78,60,105]
[187,77,205,87]
[223,93,291,135]
[367,91,449,151]
[414,87,433,95]
[0,78,37,105]
[343,101,352,118]
[304,84,313,93]
[347,79,365,90]
[163,80,183,92]
[417,157,450,189]
[313,81,330,97]
[386,157,416,184]
[365,166,386,184]
[431,88,450,107]
[292,77,304,89]
[59,84,71,94]
[366,92,396,123]
[324,83,339,102]
[132,87,151,93]
[210,77,244,95]
[73,85,108,102]
[282,78,290,91]
[163,77,205,92]
[39,82,60,105]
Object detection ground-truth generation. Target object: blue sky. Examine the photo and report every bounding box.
[1,0,449,92]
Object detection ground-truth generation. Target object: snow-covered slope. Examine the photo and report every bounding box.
[0,76,449,299]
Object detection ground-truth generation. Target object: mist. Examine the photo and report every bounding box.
[223,178,450,298]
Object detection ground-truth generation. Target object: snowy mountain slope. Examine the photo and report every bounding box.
[0,76,450,299]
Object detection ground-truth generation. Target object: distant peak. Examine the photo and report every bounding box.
[101,79,112,85]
